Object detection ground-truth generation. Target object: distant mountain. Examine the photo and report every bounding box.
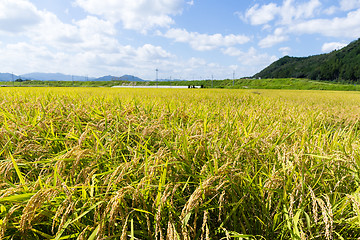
[0,73,18,81]
[254,38,360,82]
[119,75,144,82]
[0,72,145,82]
[95,75,144,81]
[21,73,95,81]
[94,75,115,81]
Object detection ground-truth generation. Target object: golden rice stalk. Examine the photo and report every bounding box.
[0,205,21,239]
[200,210,209,240]
[20,188,58,231]
[120,215,129,240]
[316,197,333,240]
[100,186,134,236]
[309,187,318,223]
[218,191,226,222]
[166,220,176,240]
[155,185,172,240]
[53,199,78,234]
[181,176,219,219]
[180,176,219,239]
[76,225,90,240]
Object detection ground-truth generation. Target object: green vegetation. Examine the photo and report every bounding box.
[155,78,360,90]
[0,80,123,87]
[227,78,360,91]
[2,77,360,91]
[254,38,360,82]
[1,88,360,239]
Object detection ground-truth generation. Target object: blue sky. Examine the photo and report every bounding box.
[0,0,359,80]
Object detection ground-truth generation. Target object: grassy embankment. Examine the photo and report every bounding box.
[2,78,360,90]
[1,88,360,239]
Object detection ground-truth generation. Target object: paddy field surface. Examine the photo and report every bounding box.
[1,87,360,239]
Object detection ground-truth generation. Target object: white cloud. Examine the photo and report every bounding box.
[7,11,119,58]
[259,28,289,48]
[223,47,278,67]
[71,17,118,53]
[172,58,239,80]
[290,8,360,38]
[280,0,321,24]
[242,0,322,26]
[74,0,184,33]
[29,11,80,45]
[324,6,338,15]
[0,0,42,33]
[222,47,243,57]
[242,0,360,46]
[340,0,360,11]
[5,0,359,80]
[243,3,278,25]
[0,1,97,48]
[321,42,348,52]
[222,47,278,76]
[279,47,291,55]
[136,44,174,60]
[76,16,116,36]
[0,40,175,77]
[162,28,250,51]
[0,0,176,78]
[0,42,68,73]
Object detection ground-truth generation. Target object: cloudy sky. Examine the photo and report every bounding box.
[0,0,359,80]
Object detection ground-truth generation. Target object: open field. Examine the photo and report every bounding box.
[1,87,360,239]
[2,78,360,91]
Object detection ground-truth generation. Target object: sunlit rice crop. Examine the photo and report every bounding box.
[1,87,360,239]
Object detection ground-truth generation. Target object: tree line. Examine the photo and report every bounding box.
[254,38,360,82]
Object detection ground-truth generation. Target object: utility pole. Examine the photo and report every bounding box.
[12,72,14,87]
[211,75,214,88]
[156,69,159,81]
[233,71,235,86]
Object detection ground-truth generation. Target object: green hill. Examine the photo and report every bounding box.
[254,38,360,82]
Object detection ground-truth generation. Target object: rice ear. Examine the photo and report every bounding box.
[20,188,58,231]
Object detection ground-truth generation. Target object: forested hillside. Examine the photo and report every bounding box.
[254,38,360,82]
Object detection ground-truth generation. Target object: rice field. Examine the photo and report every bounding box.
[1,87,360,239]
